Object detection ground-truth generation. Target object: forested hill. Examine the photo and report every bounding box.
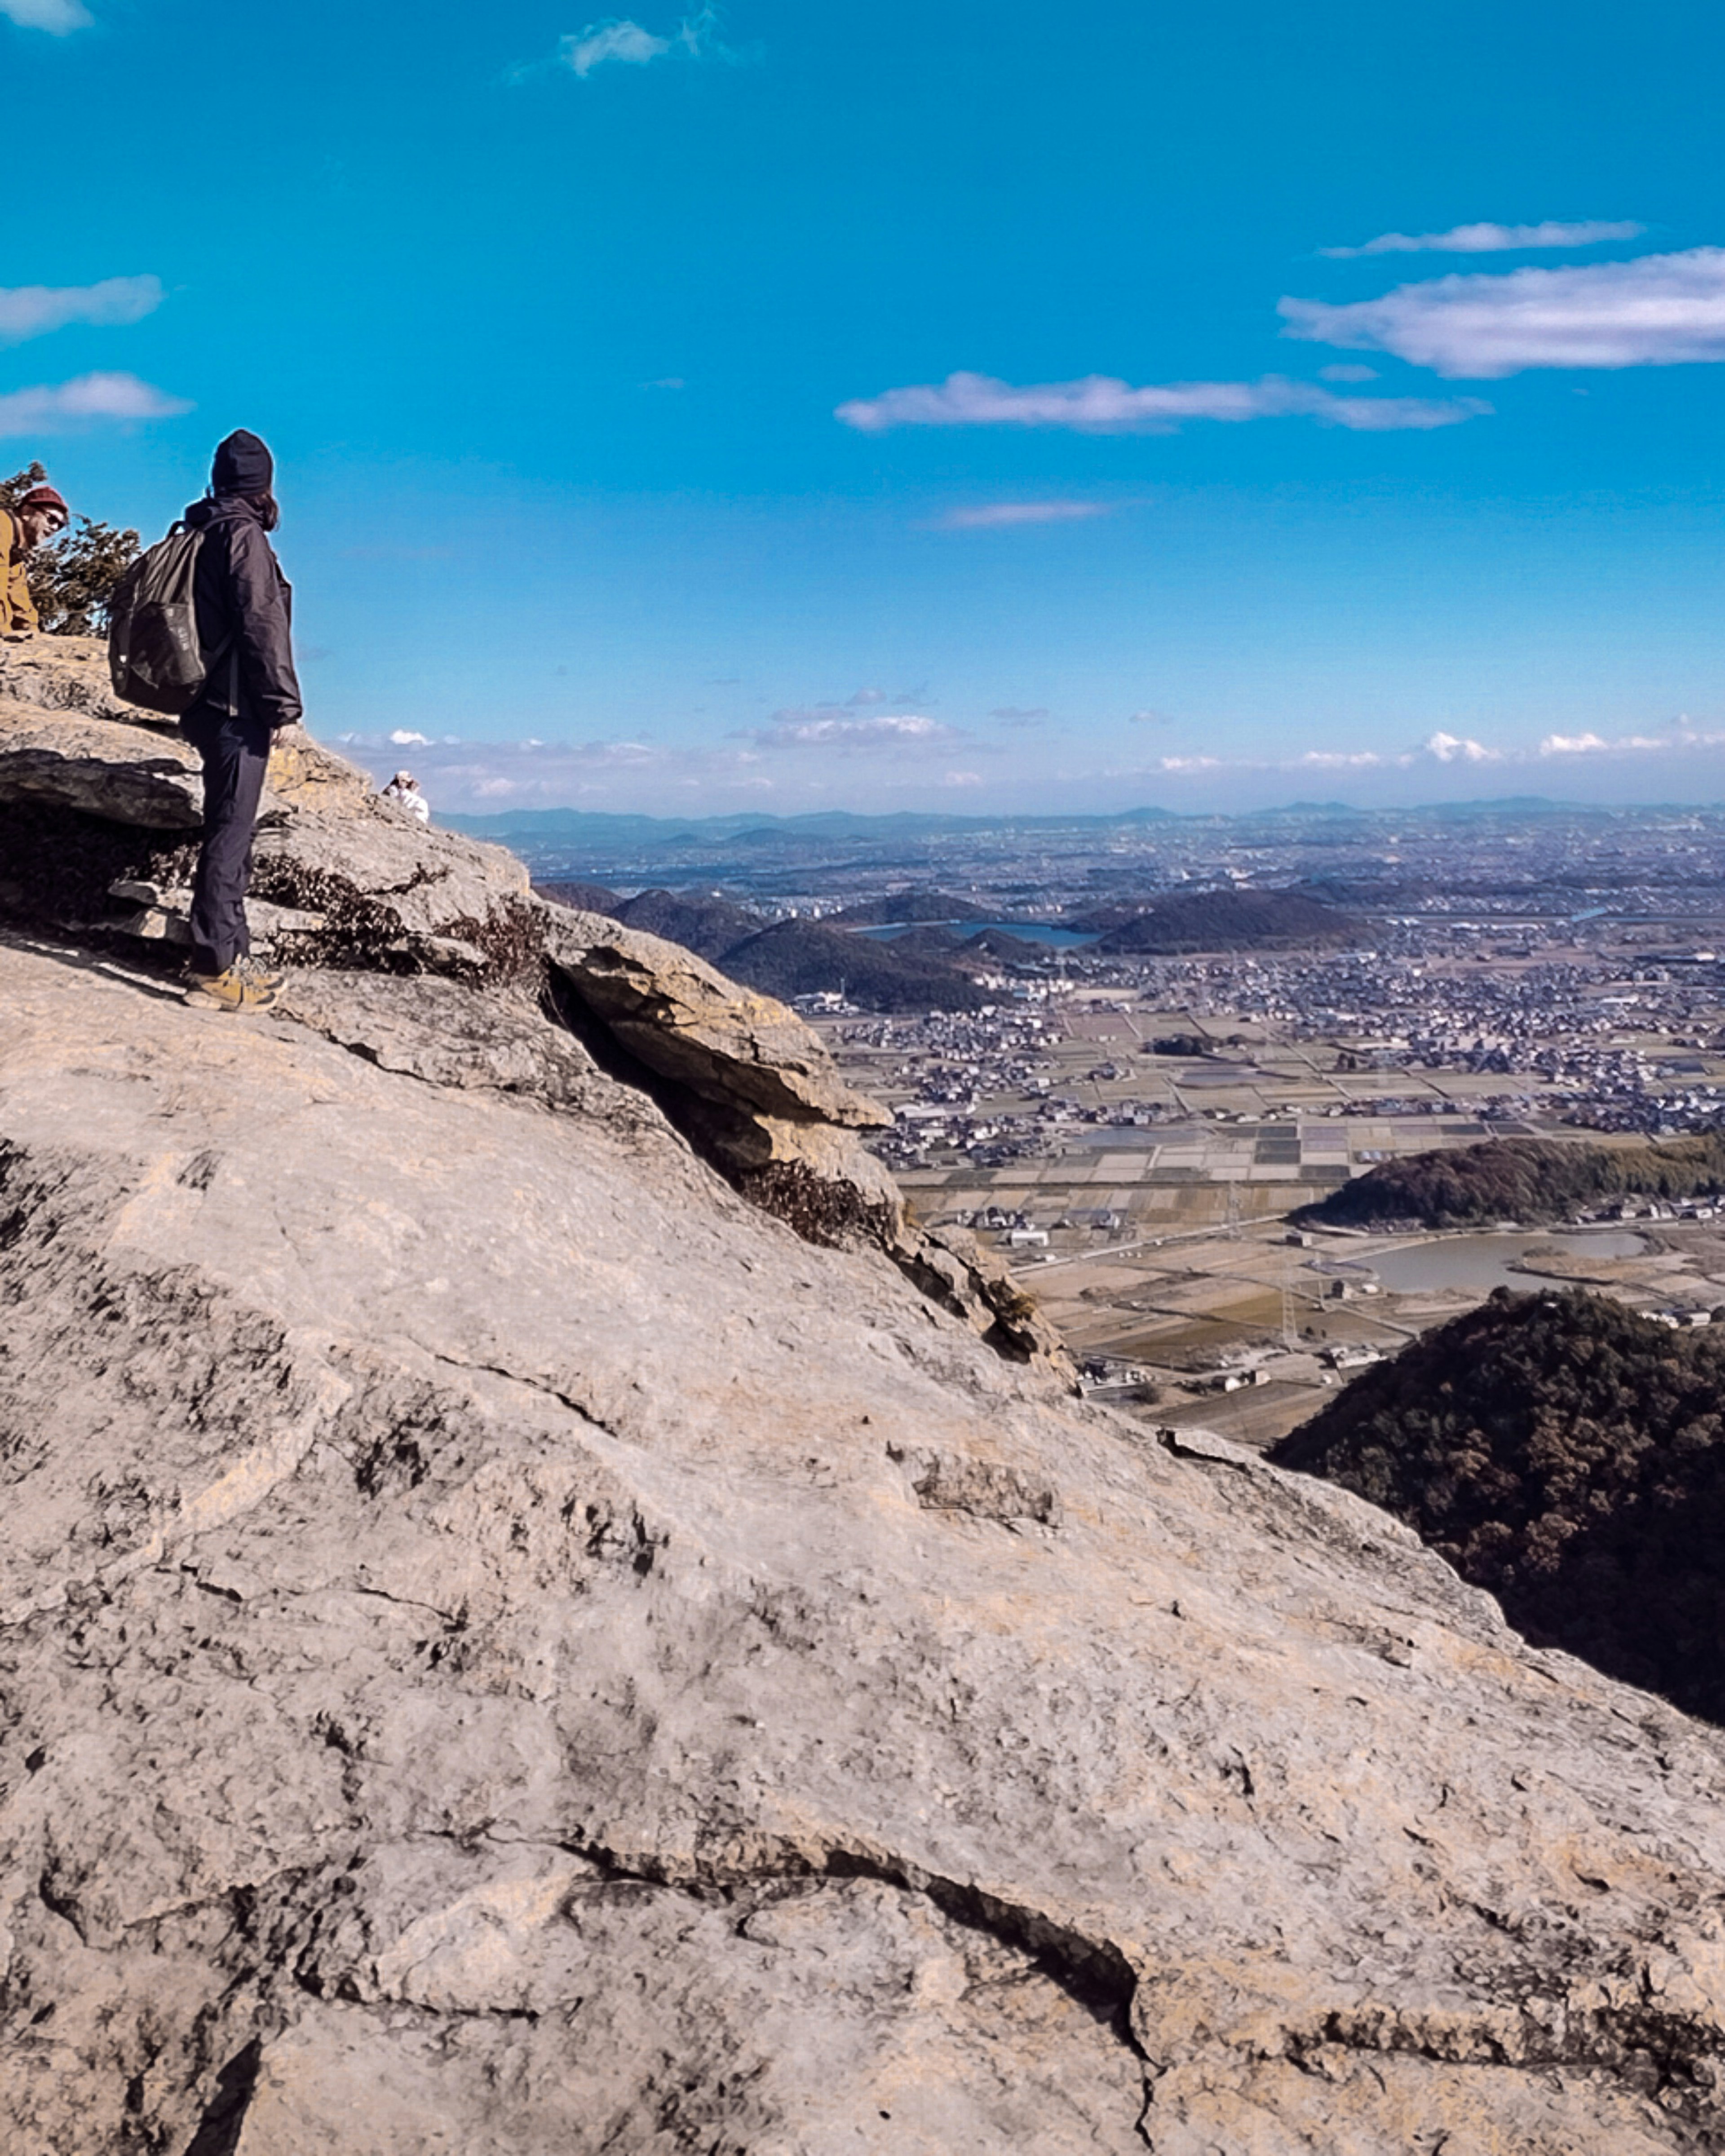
[1091,887,1359,952]
[1298,1130,1725,1230]
[1271,1289,1725,1721]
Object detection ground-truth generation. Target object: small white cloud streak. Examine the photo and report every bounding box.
[0,372,190,436]
[935,499,1115,529]
[0,275,163,345]
[1539,723,1725,756]
[1152,722,1725,780]
[0,0,91,31]
[838,369,1489,434]
[1322,219,1644,260]
[561,20,669,73]
[544,4,725,78]
[739,711,959,751]
[1282,247,1725,378]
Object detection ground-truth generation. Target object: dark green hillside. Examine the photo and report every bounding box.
[1096,888,1358,953]
[1271,1291,1725,1720]
[609,887,767,962]
[1299,1131,1725,1230]
[534,880,622,916]
[827,890,991,925]
[721,918,991,1012]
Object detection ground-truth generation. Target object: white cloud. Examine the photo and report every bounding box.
[0,0,92,32]
[845,686,885,704]
[1422,730,1499,763]
[0,275,163,345]
[561,20,669,74]
[1539,722,1725,756]
[389,729,432,746]
[1145,720,1725,782]
[934,499,1115,529]
[0,372,190,436]
[837,369,1489,434]
[538,4,727,79]
[1321,219,1644,260]
[1128,708,1172,725]
[740,710,959,751]
[1282,247,1725,378]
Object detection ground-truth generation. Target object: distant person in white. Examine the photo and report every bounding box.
[381,769,430,823]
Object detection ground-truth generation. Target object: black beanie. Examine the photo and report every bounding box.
[211,429,273,498]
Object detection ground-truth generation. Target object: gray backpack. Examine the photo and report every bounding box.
[107,524,231,715]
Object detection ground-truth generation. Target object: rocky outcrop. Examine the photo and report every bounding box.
[5,921,1725,2153]
[0,667,1066,1370]
[544,903,1069,1368]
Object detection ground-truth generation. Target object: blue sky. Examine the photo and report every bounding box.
[9,0,1725,814]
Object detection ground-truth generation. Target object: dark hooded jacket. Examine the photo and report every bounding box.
[181,494,302,733]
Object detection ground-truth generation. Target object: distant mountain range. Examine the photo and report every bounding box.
[442,797,1695,851]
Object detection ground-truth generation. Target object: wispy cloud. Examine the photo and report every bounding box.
[562,20,670,74]
[0,372,190,436]
[988,706,1048,725]
[0,0,92,32]
[0,275,163,345]
[738,710,960,751]
[933,499,1116,529]
[837,369,1489,434]
[522,4,731,80]
[1321,218,1644,260]
[1539,719,1725,756]
[1147,719,1725,780]
[1282,246,1725,378]
[1129,708,1173,725]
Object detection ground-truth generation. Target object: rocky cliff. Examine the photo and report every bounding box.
[4,656,1725,2152]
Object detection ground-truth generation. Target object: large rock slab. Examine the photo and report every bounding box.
[0,694,206,826]
[3,926,1725,2152]
[544,901,889,1129]
[0,632,371,819]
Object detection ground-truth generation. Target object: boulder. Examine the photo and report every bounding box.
[3,924,1725,2153]
[0,632,371,818]
[543,902,889,1129]
[0,696,206,827]
[540,901,1067,1367]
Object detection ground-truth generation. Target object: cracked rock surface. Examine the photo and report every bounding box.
[4,926,1725,2152]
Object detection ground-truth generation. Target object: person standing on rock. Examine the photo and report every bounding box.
[180,429,302,1014]
[0,483,70,637]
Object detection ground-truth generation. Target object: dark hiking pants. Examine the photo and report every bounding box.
[181,708,272,974]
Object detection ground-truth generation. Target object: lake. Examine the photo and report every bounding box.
[1363,1231,1648,1296]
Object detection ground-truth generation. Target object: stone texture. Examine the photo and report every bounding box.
[0,694,207,827]
[542,900,1068,1368]
[0,632,370,819]
[544,901,889,1129]
[4,923,1725,2153]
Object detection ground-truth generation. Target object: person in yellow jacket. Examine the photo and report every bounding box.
[0,483,69,636]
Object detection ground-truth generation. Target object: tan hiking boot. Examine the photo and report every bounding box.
[185,959,280,1012]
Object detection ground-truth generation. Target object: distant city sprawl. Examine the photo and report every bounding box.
[519,797,1725,1454]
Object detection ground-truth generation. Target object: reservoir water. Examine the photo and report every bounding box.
[1364,1231,1648,1297]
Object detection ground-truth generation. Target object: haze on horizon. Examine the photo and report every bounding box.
[8,0,1725,818]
